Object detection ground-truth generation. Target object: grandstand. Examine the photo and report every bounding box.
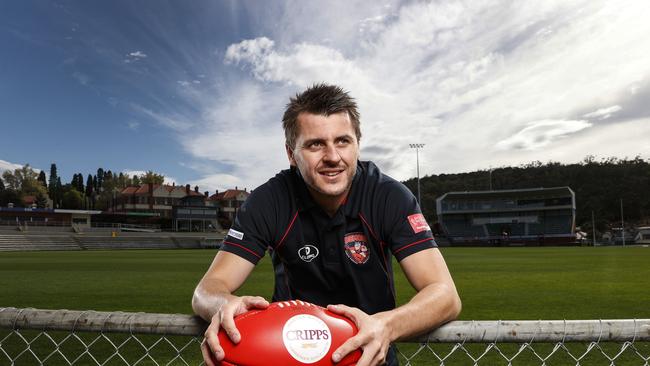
[0,232,223,251]
[436,187,576,246]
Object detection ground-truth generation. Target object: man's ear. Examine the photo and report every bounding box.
[285,144,296,166]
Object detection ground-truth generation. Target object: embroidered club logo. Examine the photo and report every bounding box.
[407,213,430,234]
[344,233,370,264]
[298,245,319,262]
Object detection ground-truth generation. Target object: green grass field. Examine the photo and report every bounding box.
[1,247,649,365]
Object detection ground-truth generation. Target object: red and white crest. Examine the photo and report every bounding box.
[407,213,430,234]
[344,233,370,264]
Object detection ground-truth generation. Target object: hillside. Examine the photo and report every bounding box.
[403,156,650,232]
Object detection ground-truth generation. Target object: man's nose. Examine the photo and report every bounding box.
[322,143,341,163]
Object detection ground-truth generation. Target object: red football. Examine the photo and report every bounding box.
[217,300,361,366]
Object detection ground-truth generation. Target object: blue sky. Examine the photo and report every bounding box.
[2,1,650,193]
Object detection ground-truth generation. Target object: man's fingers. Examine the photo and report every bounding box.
[351,341,380,366]
[219,310,241,343]
[332,335,364,363]
[327,304,360,323]
[242,296,269,309]
[200,338,219,366]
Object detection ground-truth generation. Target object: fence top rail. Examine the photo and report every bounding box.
[1,307,649,343]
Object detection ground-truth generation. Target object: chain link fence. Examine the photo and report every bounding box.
[1,307,649,365]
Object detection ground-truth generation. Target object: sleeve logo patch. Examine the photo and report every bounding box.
[227,228,244,240]
[407,214,430,234]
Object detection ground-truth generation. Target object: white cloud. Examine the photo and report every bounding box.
[124,50,148,63]
[583,105,622,120]
[72,71,90,85]
[130,104,192,131]
[144,0,650,188]
[178,80,288,189]
[221,1,650,182]
[126,120,140,130]
[188,173,251,194]
[0,159,24,174]
[495,120,592,151]
[129,51,147,58]
[122,170,177,186]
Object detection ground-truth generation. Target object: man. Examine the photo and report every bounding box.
[192,84,461,366]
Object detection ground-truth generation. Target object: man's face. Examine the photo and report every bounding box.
[287,111,359,202]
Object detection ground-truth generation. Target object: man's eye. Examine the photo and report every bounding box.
[309,142,324,148]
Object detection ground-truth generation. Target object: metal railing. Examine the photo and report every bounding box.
[1,307,649,365]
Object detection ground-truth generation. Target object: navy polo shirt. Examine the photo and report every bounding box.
[221,161,436,315]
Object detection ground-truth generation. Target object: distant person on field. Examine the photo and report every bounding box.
[192,83,461,366]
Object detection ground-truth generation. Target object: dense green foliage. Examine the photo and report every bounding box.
[0,163,169,209]
[404,156,650,231]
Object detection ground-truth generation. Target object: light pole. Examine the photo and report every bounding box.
[620,198,625,246]
[592,210,596,246]
[489,167,493,191]
[409,144,425,205]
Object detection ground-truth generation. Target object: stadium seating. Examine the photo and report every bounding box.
[0,234,80,251]
[0,233,215,251]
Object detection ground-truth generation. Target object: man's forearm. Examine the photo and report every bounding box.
[192,280,237,321]
[375,282,461,342]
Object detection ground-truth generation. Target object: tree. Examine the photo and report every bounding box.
[132,175,141,186]
[2,164,47,197]
[48,164,59,205]
[97,168,104,191]
[62,189,83,209]
[0,176,4,191]
[71,173,85,193]
[117,172,126,188]
[2,170,19,191]
[141,171,165,185]
[35,192,48,208]
[70,174,79,191]
[55,177,62,208]
[37,171,47,189]
[85,174,94,197]
[0,189,22,207]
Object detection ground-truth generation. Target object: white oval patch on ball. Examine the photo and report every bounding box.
[282,314,332,363]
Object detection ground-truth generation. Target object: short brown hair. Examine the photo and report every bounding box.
[282,83,361,148]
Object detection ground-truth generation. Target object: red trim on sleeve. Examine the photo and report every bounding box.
[275,210,300,251]
[393,238,433,255]
[223,241,262,259]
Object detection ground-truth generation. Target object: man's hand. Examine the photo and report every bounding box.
[327,304,392,366]
[200,295,269,366]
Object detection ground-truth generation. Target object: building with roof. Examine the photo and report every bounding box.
[0,207,101,229]
[172,195,219,232]
[208,187,250,221]
[111,183,206,218]
[436,187,576,246]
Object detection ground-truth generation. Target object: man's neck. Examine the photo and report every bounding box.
[307,187,348,217]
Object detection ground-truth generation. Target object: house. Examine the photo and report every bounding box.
[172,195,219,232]
[112,183,206,218]
[208,187,250,221]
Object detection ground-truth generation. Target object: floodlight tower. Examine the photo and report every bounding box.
[409,144,425,206]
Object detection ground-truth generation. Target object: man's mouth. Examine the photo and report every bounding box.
[319,169,344,177]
